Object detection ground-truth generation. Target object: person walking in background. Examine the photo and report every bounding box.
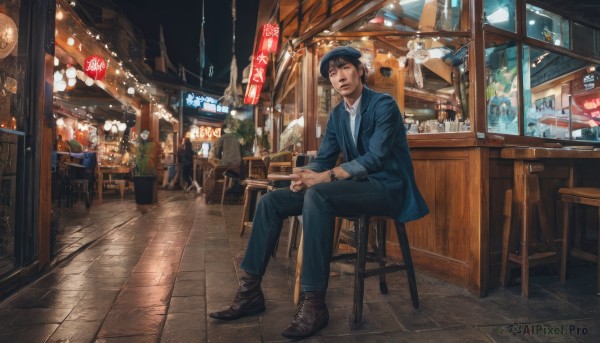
[209,46,429,339]
[178,137,194,192]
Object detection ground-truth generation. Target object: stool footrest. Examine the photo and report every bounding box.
[508,251,557,266]
[571,248,596,262]
[363,265,407,279]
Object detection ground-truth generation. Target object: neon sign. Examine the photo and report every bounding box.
[184,92,229,114]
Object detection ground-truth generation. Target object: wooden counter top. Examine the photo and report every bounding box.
[501,147,600,159]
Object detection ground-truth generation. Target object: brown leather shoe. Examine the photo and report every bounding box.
[209,272,265,320]
[281,291,329,339]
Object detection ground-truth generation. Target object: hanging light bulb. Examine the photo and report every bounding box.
[127,87,135,95]
[56,117,65,126]
[56,10,64,20]
[67,37,75,46]
[67,78,76,87]
[117,122,127,132]
[54,57,59,66]
[55,80,67,91]
[111,124,118,134]
[85,77,94,86]
[53,70,64,82]
[103,120,112,131]
[65,66,77,79]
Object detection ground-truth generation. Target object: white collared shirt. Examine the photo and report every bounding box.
[344,95,362,143]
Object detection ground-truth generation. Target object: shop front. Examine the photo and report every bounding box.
[51,0,177,207]
[256,0,600,296]
[0,0,56,295]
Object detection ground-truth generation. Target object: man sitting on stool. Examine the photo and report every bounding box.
[209,46,429,339]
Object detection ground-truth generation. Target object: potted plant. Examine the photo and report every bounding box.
[131,130,158,204]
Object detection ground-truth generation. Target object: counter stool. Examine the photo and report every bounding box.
[559,187,600,296]
[500,172,558,298]
[239,179,271,236]
[293,215,419,324]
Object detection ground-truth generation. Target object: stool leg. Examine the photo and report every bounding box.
[396,221,419,309]
[500,189,513,287]
[240,186,251,236]
[332,217,343,255]
[376,219,388,294]
[286,216,299,258]
[220,175,229,205]
[293,231,304,305]
[560,200,570,284]
[353,214,369,324]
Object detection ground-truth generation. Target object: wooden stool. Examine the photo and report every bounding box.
[500,171,558,297]
[559,187,600,296]
[239,179,270,236]
[293,215,419,324]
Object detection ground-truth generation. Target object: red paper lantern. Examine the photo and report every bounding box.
[244,83,262,105]
[83,55,107,81]
[258,24,279,53]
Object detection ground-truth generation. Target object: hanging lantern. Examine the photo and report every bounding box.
[244,83,262,105]
[258,24,279,53]
[0,13,18,59]
[83,55,107,81]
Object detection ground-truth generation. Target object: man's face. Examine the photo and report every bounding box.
[327,58,363,101]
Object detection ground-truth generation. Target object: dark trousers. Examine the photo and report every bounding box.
[240,179,389,292]
[181,164,193,188]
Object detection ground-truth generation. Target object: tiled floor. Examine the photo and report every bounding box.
[0,190,598,342]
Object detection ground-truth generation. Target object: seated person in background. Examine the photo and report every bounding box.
[209,124,242,168]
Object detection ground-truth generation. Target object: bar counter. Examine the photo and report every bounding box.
[387,144,600,297]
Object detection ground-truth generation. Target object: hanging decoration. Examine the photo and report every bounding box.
[83,55,107,81]
[0,13,18,59]
[258,24,279,53]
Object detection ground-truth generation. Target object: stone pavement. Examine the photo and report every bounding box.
[0,190,599,342]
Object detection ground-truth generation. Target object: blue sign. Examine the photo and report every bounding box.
[184,92,229,114]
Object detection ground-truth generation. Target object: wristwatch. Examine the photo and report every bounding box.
[329,169,337,182]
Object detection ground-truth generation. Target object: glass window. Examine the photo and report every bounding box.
[316,36,470,135]
[522,45,597,141]
[343,0,467,33]
[485,39,518,134]
[484,0,516,32]
[525,4,569,49]
[573,23,595,57]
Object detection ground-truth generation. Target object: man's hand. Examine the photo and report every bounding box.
[289,169,330,192]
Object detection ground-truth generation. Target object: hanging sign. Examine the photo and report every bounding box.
[83,55,107,80]
[244,83,262,105]
[258,24,279,53]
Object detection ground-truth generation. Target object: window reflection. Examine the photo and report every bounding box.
[525,4,570,49]
[485,40,518,134]
[522,46,598,141]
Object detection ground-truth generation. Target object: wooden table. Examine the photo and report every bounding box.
[500,147,600,297]
[98,165,131,201]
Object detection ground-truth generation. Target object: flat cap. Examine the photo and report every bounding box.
[319,46,361,79]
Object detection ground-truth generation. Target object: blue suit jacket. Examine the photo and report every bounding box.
[304,86,429,223]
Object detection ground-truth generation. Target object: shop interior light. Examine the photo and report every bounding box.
[85,77,94,86]
[67,78,77,87]
[54,57,59,66]
[127,87,135,95]
[67,37,75,46]
[56,117,65,126]
[103,120,112,131]
[487,7,509,24]
[56,10,64,20]
[111,124,118,134]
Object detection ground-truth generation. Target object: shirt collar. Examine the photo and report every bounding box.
[344,95,362,114]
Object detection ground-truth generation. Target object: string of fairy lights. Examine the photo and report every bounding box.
[54,0,174,122]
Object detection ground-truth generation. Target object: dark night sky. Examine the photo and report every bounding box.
[111,0,260,93]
